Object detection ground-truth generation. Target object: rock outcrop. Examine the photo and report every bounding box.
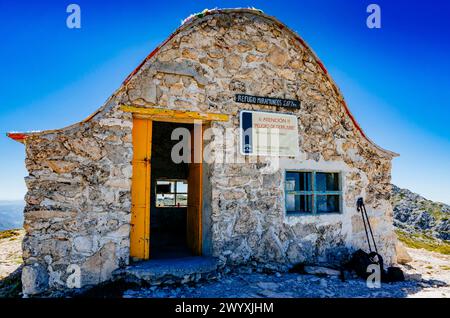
[392,185,449,241]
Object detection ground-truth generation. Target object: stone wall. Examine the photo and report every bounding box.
[21,100,134,295]
[20,9,397,295]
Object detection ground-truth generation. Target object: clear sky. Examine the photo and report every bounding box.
[0,0,449,204]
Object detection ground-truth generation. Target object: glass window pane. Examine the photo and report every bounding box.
[298,195,312,213]
[156,194,175,207]
[299,172,312,191]
[286,194,312,213]
[316,173,339,192]
[316,195,340,213]
[286,172,311,191]
[286,194,296,211]
[176,194,188,207]
[285,173,299,191]
[156,180,171,194]
[176,181,188,193]
[285,179,296,192]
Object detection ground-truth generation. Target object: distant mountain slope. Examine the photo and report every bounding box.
[392,185,449,254]
[0,201,24,231]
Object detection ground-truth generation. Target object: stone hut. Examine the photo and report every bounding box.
[8,8,399,295]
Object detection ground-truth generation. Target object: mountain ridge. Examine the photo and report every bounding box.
[0,201,24,232]
[391,184,449,242]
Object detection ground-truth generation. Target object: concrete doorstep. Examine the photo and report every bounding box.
[113,256,220,286]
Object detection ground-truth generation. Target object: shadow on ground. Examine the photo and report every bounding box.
[0,266,22,298]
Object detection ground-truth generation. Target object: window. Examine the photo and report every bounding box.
[155,180,188,207]
[285,171,341,214]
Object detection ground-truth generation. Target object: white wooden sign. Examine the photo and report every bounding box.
[240,110,299,156]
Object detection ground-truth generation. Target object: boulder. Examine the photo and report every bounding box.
[395,241,412,264]
[22,264,49,295]
[303,266,341,276]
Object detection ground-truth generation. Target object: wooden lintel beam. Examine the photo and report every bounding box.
[120,105,229,122]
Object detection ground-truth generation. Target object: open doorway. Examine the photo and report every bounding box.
[150,122,190,258]
[149,121,202,259]
[130,118,203,261]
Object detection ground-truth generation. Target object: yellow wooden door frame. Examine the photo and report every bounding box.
[187,123,203,255]
[127,107,228,260]
[130,118,152,260]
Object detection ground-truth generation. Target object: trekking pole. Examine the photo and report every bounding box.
[356,197,378,254]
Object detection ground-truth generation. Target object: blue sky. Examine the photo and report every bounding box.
[0,0,449,204]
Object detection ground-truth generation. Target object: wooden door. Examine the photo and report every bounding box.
[186,123,203,255]
[130,118,152,259]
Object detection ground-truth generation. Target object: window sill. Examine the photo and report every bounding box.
[286,212,342,217]
[155,206,188,209]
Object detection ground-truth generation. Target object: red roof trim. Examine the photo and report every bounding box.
[292,36,367,141]
[341,100,367,139]
[123,33,177,85]
[316,60,328,75]
[295,35,307,48]
[7,133,28,143]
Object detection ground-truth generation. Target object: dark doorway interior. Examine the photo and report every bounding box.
[150,121,192,259]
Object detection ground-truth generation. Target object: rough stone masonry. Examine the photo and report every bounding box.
[9,9,399,295]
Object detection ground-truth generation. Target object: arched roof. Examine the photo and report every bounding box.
[7,8,398,157]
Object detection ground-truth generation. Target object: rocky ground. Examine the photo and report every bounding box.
[401,247,450,297]
[0,229,23,279]
[0,229,449,298]
[0,229,24,297]
[122,247,449,298]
